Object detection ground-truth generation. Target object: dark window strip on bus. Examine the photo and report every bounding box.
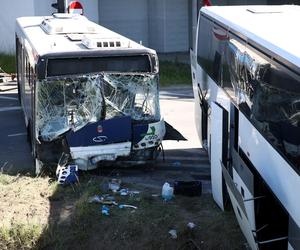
[46,55,151,77]
[197,13,300,174]
[200,13,300,77]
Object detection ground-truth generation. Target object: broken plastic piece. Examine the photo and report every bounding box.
[119,188,129,196]
[101,205,110,216]
[118,204,138,209]
[108,178,121,192]
[168,229,177,239]
[88,195,102,203]
[56,164,78,185]
[187,222,196,229]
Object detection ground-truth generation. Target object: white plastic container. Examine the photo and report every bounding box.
[162,182,174,201]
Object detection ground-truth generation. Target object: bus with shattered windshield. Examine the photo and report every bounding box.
[16,14,167,173]
[191,5,300,250]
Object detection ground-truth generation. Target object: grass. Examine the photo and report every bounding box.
[0,54,15,74]
[0,173,245,250]
[159,61,192,86]
[0,224,42,250]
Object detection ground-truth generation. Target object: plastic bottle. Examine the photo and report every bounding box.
[162,182,174,201]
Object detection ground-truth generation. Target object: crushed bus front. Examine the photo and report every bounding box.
[35,72,165,170]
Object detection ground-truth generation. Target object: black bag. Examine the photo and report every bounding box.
[173,180,202,197]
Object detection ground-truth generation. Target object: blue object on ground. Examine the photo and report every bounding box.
[102,205,110,216]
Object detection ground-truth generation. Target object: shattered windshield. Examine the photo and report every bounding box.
[102,73,159,121]
[36,72,160,142]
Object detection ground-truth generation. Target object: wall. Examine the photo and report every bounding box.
[0,0,34,53]
[99,0,149,46]
[164,0,189,52]
[148,0,165,52]
[0,0,98,54]
[148,0,189,52]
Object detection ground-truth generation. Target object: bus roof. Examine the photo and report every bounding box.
[16,14,155,58]
[201,5,300,69]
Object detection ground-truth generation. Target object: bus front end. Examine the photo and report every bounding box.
[34,54,165,170]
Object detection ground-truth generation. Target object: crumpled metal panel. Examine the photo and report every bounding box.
[36,73,159,142]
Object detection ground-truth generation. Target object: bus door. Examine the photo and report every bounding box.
[210,101,228,211]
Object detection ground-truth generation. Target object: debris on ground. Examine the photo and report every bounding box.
[118,204,138,210]
[88,195,102,203]
[187,222,196,229]
[162,182,174,201]
[108,178,121,192]
[168,229,177,239]
[101,205,110,216]
[89,194,118,205]
[119,188,140,196]
[56,164,79,185]
[0,174,246,249]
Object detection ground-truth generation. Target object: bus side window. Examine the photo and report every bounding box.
[212,51,221,83]
[197,15,213,85]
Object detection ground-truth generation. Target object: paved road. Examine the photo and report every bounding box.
[0,80,210,191]
[0,79,33,173]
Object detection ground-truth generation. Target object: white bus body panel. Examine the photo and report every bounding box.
[226,185,258,250]
[190,49,202,143]
[239,113,300,227]
[210,102,225,211]
[232,168,256,232]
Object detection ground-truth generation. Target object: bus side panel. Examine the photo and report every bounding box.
[16,36,28,126]
[191,48,206,148]
[23,55,33,127]
[222,162,258,250]
[210,102,228,210]
[239,112,300,229]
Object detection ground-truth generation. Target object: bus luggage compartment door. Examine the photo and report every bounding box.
[210,102,228,211]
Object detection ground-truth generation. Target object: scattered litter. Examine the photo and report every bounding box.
[119,204,138,210]
[89,195,118,205]
[88,195,102,203]
[162,182,174,201]
[187,222,196,229]
[108,178,121,192]
[119,188,129,196]
[174,180,202,197]
[129,190,140,195]
[101,205,110,216]
[101,200,118,206]
[103,195,115,201]
[168,229,177,239]
[119,189,140,196]
[56,164,79,185]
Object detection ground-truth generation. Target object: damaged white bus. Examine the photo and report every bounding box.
[191,5,300,250]
[16,14,172,173]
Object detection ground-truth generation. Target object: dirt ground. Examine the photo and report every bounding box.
[0,170,247,250]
